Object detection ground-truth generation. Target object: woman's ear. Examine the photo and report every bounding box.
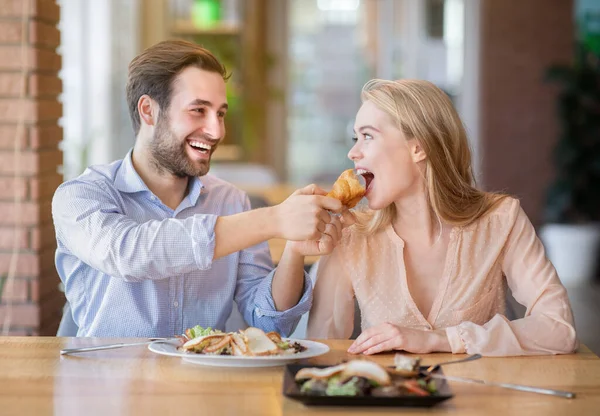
[410,140,427,163]
[138,95,157,127]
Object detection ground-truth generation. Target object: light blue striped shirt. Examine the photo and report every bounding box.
[52,150,312,337]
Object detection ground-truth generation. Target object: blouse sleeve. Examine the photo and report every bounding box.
[445,200,578,356]
[306,237,355,339]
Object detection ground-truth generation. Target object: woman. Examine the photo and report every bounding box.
[306,79,577,356]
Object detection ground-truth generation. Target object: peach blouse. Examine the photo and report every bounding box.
[307,198,578,356]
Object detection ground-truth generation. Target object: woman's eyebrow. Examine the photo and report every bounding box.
[356,125,381,133]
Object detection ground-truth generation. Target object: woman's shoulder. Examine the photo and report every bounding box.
[489,195,521,218]
[464,196,524,232]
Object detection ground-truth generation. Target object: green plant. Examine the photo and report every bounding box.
[0,274,6,302]
[543,43,600,224]
[193,35,248,157]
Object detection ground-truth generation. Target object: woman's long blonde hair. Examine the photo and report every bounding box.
[355,79,507,234]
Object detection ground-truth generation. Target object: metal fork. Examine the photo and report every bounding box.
[422,354,575,399]
[428,373,575,399]
[60,338,170,355]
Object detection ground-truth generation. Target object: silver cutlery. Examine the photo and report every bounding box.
[428,373,575,399]
[60,338,170,355]
[387,354,482,375]
[424,353,482,373]
[421,354,574,398]
[401,354,574,399]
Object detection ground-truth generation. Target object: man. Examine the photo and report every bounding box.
[52,40,343,337]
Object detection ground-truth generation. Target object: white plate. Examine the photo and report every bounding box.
[148,338,330,367]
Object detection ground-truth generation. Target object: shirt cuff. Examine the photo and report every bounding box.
[252,269,313,337]
[445,326,467,354]
[191,214,218,270]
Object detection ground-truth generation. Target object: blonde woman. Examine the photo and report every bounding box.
[306,79,577,356]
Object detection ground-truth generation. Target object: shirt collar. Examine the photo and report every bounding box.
[114,149,149,193]
[115,149,206,204]
[186,174,204,206]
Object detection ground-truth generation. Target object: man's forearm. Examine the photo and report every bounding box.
[270,243,306,311]
[54,206,219,281]
[213,206,279,260]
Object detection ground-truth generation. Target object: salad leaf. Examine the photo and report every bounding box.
[326,376,360,396]
[417,378,438,394]
[300,379,318,393]
[188,325,220,339]
[426,380,437,393]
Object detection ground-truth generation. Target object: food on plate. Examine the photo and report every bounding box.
[295,359,437,397]
[266,331,283,344]
[389,354,421,377]
[179,326,306,357]
[296,360,390,397]
[326,169,365,208]
[185,325,222,339]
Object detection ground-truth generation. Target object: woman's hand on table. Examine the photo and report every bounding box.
[348,322,451,355]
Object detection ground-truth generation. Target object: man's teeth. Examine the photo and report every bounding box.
[356,168,372,175]
[189,141,211,151]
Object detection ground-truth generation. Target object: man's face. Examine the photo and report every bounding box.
[149,66,227,178]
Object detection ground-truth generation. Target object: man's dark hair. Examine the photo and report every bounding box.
[126,40,229,135]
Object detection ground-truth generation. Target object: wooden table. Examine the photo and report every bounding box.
[0,338,598,415]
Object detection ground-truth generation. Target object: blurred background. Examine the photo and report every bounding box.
[0,0,598,352]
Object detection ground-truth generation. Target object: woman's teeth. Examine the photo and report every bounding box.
[356,168,374,191]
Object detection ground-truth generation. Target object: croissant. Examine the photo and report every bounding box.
[326,169,365,208]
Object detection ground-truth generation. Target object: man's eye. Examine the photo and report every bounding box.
[217,111,226,118]
[364,134,373,140]
[192,108,205,114]
[351,136,358,142]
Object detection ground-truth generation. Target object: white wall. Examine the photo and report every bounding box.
[459,0,481,183]
[58,0,140,179]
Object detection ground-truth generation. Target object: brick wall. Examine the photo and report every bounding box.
[479,0,575,225]
[0,0,63,336]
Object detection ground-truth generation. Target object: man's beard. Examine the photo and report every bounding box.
[149,114,212,178]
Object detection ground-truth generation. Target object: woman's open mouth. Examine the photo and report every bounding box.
[356,168,374,194]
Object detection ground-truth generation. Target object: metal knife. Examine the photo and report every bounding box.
[429,373,575,399]
[60,338,169,355]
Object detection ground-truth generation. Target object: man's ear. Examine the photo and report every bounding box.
[138,95,157,127]
[411,140,427,163]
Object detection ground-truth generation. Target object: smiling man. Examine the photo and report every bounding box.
[52,40,344,337]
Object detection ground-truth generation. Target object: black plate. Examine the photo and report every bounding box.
[282,364,453,407]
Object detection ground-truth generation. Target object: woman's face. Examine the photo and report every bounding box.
[349,100,425,210]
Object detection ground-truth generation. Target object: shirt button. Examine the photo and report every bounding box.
[173,301,179,307]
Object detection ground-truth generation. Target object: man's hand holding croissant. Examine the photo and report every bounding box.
[282,184,355,257]
[283,168,364,257]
